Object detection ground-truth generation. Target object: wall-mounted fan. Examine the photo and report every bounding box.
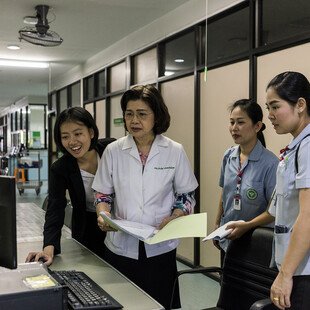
[19,5,63,47]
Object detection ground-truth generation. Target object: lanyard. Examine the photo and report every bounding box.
[233,163,245,211]
[279,145,289,161]
[235,166,244,199]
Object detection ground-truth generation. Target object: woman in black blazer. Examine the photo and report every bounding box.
[26,107,115,266]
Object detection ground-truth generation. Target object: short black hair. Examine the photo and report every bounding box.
[267,71,310,116]
[120,84,170,134]
[54,107,99,155]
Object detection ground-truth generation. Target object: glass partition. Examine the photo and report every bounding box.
[51,92,57,111]
[109,62,126,93]
[71,82,81,107]
[133,48,157,84]
[84,75,94,101]
[261,0,310,46]
[59,88,68,112]
[162,31,196,77]
[96,70,106,98]
[208,5,249,64]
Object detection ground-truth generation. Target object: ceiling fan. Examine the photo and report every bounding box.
[19,5,63,47]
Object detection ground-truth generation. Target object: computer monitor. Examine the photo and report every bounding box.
[0,176,17,269]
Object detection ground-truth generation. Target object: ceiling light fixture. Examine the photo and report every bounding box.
[23,16,38,25]
[0,59,49,68]
[7,45,21,50]
[174,58,184,63]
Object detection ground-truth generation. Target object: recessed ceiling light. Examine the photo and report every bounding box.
[174,58,184,63]
[7,45,21,50]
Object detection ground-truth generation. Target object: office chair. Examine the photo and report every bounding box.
[171,227,278,310]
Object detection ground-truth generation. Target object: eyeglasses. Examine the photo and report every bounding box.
[124,111,153,120]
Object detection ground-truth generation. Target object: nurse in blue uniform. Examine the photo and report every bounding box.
[266,71,310,310]
[214,99,278,254]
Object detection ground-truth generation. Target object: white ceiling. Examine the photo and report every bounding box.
[0,0,191,112]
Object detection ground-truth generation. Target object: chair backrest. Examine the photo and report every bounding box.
[217,227,278,310]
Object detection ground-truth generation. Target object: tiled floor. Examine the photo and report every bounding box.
[16,180,220,309]
[16,180,48,206]
[177,261,220,309]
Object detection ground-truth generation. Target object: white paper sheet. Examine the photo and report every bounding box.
[202,220,245,241]
[100,212,208,244]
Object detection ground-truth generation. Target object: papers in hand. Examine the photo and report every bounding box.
[202,220,245,242]
[100,211,157,240]
[100,212,207,245]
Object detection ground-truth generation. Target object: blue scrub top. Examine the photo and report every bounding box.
[219,140,278,250]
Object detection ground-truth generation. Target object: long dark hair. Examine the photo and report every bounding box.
[229,99,266,147]
[54,107,99,155]
[267,71,310,116]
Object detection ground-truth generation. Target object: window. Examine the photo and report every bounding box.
[162,31,196,77]
[96,70,106,97]
[261,0,310,46]
[10,113,15,132]
[133,49,157,84]
[207,5,249,65]
[59,88,68,112]
[50,92,57,111]
[109,62,126,93]
[16,111,20,131]
[71,82,81,107]
[84,75,94,101]
[21,107,27,131]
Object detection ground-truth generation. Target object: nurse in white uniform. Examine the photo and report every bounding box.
[266,71,310,310]
[92,84,198,309]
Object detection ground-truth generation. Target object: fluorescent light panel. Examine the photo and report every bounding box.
[0,59,49,68]
[7,45,21,50]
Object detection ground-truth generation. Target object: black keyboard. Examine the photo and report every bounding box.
[49,270,123,310]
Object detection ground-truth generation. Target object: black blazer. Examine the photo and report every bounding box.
[43,138,115,255]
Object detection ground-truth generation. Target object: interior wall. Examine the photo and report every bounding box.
[257,43,310,156]
[200,60,249,267]
[84,102,94,117]
[161,75,195,263]
[134,48,158,85]
[96,100,106,139]
[110,95,125,139]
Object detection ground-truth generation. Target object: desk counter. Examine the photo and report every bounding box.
[17,203,164,310]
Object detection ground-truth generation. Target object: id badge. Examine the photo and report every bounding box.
[233,197,241,210]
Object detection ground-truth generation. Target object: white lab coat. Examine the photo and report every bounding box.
[92,134,198,259]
